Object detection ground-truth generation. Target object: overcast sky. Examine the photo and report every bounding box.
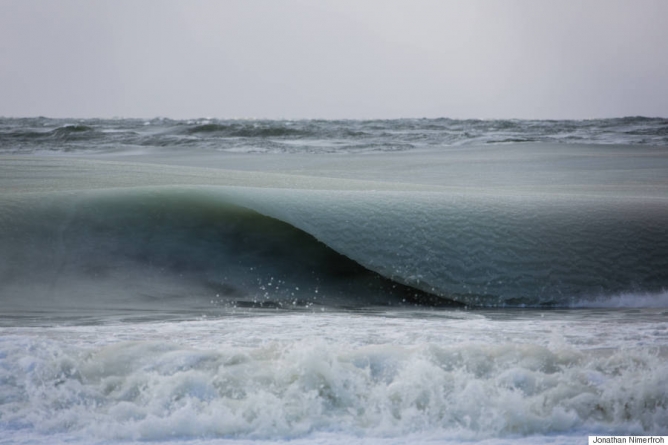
[1,0,667,119]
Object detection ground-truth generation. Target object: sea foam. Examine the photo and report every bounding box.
[1,316,667,442]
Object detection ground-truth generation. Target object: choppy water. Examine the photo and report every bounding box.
[1,117,667,444]
[1,116,667,154]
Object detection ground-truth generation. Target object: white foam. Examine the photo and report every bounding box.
[573,290,668,308]
[1,311,667,443]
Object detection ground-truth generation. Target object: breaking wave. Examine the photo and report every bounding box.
[1,330,666,441]
[1,185,667,317]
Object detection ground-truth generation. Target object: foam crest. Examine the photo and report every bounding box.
[1,335,666,441]
[573,290,668,308]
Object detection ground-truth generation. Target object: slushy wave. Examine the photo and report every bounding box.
[0,188,444,319]
[1,185,667,313]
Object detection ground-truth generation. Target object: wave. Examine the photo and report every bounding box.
[185,123,306,138]
[2,184,667,315]
[2,117,668,154]
[237,188,668,307]
[0,188,447,320]
[2,124,98,142]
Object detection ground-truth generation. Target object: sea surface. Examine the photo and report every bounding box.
[1,117,668,444]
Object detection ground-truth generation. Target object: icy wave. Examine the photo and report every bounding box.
[1,184,667,313]
[221,187,668,307]
[1,334,666,441]
[0,188,444,320]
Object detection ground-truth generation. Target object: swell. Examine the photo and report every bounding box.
[2,185,668,315]
[0,188,446,320]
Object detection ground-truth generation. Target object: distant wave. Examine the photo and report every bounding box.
[2,116,667,154]
[1,124,101,147]
[185,123,307,138]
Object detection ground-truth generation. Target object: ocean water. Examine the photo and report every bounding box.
[1,117,668,444]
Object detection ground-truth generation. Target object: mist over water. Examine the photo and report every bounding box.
[1,117,668,444]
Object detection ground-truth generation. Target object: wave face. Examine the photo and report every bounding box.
[2,116,668,154]
[1,189,447,321]
[235,189,668,307]
[1,183,667,314]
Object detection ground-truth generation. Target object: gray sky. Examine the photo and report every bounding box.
[1,0,667,119]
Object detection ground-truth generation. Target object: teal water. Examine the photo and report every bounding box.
[1,118,667,443]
